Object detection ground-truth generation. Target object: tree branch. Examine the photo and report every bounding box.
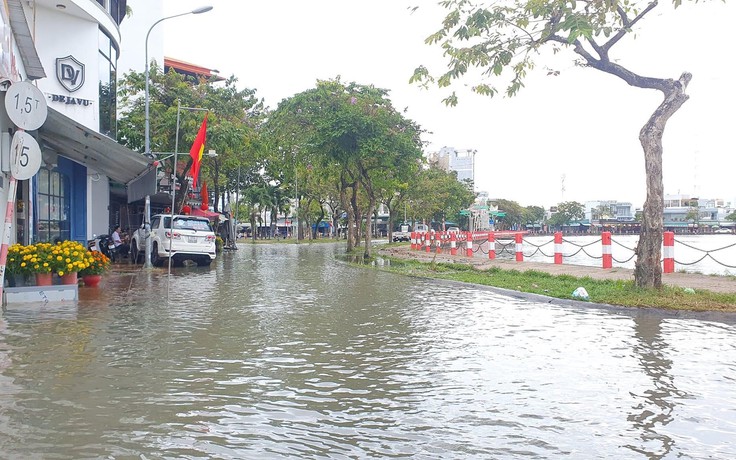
[601,0,659,54]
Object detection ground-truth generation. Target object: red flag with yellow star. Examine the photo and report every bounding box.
[189,113,208,186]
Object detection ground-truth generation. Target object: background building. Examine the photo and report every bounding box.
[427,146,476,187]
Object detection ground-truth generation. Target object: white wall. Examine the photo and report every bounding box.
[32,7,100,129]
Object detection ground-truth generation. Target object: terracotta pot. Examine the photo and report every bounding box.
[61,272,78,285]
[35,272,53,286]
[82,274,102,287]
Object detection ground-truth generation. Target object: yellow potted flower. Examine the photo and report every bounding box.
[5,240,90,286]
[48,240,89,285]
[79,250,110,287]
[5,243,31,286]
[24,242,55,286]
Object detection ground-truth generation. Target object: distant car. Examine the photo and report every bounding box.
[130,214,216,267]
[414,224,430,233]
[393,224,412,242]
[447,226,460,233]
[714,228,732,234]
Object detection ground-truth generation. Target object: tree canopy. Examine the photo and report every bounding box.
[412,0,698,288]
[264,77,425,256]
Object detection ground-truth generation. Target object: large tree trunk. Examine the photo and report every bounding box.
[635,72,691,288]
[339,175,355,251]
[350,184,362,248]
[363,198,375,259]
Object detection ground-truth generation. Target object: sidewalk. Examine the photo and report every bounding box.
[380,246,736,294]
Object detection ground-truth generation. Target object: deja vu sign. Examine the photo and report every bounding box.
[50,55,92,107]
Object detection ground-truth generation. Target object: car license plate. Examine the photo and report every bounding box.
[187,236,197,243]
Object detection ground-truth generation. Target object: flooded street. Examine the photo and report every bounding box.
[1,243,736,459]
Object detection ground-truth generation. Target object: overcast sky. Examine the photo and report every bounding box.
[121,1,736,209]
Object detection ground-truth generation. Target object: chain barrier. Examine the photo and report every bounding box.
[673,237,736,269]
[411,231,735,272]
[561,237,602,248]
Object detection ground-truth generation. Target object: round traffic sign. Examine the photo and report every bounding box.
[4,81,48,131]
[10,131,42,180]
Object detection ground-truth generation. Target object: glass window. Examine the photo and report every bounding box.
[36,169,69,243]
[98,28,117,137]
[173,218,211,231]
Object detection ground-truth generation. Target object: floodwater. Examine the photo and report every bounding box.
[1,243,735,459]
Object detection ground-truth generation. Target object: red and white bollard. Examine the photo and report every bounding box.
[602,231,612,269]
[436,232,443,254]
[426,231,433,253]
[554,232,563,265]
[410,232,416,250]
[515,233,523,262]
[450,232,457,255]
[488,232,495,260]
[466,232,473,257]
[663,231,675,273]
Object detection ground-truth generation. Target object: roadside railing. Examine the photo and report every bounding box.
[409,231,736,274]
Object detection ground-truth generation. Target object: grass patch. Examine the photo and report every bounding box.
[375,257,736,312]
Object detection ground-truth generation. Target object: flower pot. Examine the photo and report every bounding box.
[6,274,29,287]
[61,272,78,285]
[82,274,102,287]
[35,272,53,286]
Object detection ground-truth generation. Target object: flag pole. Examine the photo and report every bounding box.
[167,103,209,296]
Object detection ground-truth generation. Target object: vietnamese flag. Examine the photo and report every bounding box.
[189,113,208,186]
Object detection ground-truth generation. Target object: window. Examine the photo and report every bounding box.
[98,28,118,136]
[163,217,211,231]
[37,168,69,243]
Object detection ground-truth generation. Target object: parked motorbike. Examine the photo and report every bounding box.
[87,234,116,260]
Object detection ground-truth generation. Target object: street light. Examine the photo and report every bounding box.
[143,5,213,268]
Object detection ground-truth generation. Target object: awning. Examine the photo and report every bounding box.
[190,208,225,222]
[8,0,45,80]
[38,108,154,186]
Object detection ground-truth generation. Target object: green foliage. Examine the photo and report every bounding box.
[116,64,266,212]
[412,0,681,104]
[408,166,475,226]
[263,77,425,252]
[524,205,546,224]
[552,201,585,226]
[491,199,525,229]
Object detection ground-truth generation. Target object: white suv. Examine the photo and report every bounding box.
[131,214,216,267]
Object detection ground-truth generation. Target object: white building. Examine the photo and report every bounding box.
[663,194,734,229]
[1,0,152,246]
[427,146,476,187]
[585,200,634,222]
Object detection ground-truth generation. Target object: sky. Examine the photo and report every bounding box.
[120,1,736,210]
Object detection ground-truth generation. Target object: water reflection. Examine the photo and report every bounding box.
[0,243,735,458]
[624,315,683,458]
